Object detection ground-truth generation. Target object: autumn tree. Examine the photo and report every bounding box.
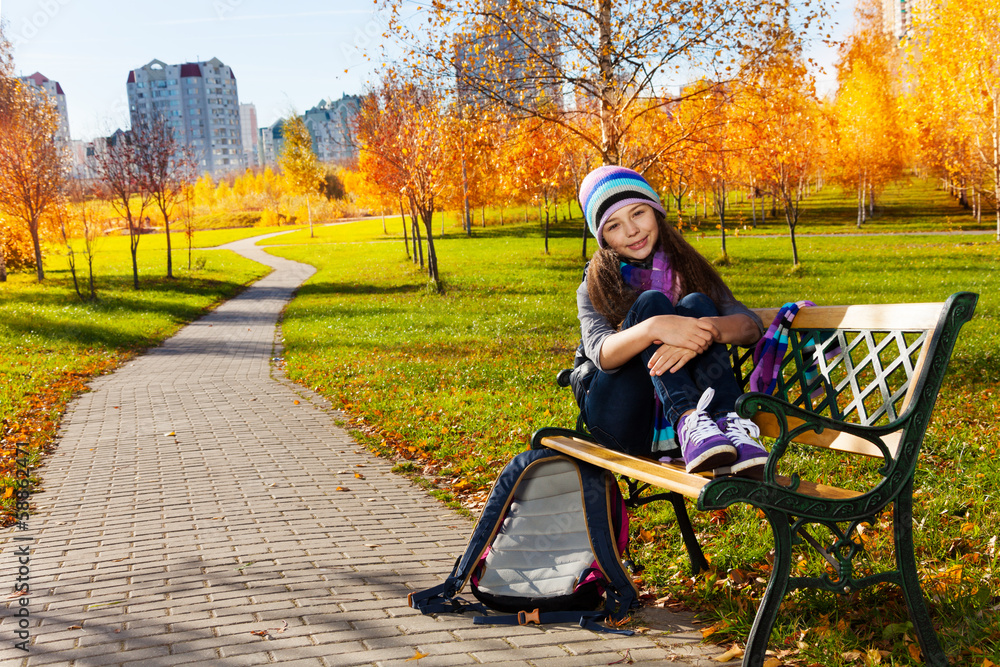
[90,129,153,290]
[0,63,66,282]
[356,73,455,287]
[906,0,1000,239]
[377,0,826,169]
[831,0,905,228]
[745,31,824,266]
[279,114,324,238]
[133,112,196,278]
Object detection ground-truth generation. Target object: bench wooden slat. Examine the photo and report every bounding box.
[539,434,710,498]
[752,302,944,331]
[752,413,901,458]
[539,435,864,502]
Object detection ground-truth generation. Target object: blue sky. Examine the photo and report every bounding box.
[2,0,854,142]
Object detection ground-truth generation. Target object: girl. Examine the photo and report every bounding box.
[575,165,767,478]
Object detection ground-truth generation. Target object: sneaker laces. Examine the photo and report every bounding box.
[679,388,720,446]
[722,412,761,448]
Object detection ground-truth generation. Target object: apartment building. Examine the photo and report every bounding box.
[19,71,71,143]
[239,103,259,168]
[126,57,243,178]
[303,94,361,164]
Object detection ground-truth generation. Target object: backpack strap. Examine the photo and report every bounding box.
[472,608,635,635]
[578,463,640,622]
[408,582,490,615]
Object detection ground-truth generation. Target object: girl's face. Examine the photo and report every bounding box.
[602,203,659,261]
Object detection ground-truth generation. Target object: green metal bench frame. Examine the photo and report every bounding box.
[533,291,977,666]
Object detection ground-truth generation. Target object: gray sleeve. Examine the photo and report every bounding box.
[715,284,765,341]
[577,277,617,374]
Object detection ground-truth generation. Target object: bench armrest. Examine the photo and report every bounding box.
[736,392,898,485]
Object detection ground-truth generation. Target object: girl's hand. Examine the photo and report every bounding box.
[648,343,698,375]
[645,315,720,353]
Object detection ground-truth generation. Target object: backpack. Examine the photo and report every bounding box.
[408,445,639,633]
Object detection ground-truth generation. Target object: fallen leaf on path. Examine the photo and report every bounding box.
[67,625,82,630]
[608,650,634,664]
[6,589,28,599]
[293,400,300,405]
[250,630,269,638]
[164,432,175,437]
[85,601,124,610]
[354,473,365,479]
[763,659,782,667]
[271,620,288,634]
[406,650,427,661]
[335,486,349,492]
[715,646,745,662]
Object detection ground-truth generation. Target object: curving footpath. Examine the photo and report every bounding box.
[0,234,721,666]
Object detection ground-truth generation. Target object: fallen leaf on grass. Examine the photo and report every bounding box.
[715,645,745,662]
[405,650,427,661]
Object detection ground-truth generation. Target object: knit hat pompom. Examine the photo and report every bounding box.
[578,166,667,248]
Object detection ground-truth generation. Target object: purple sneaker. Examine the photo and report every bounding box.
[714,413,769,480]
[677,388,737,474]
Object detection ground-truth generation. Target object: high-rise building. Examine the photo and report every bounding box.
[881,0,930,39]
[303,94,361,164]
[258,120,284,168]
[454,2,562,110]
[239,103,258,169]
[126,57,243,178]
[19,71,70,143]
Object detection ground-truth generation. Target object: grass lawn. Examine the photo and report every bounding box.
[270,197,998,664]
[0,236,269,518]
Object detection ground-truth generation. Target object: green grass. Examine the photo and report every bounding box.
[0,240,269,516]
[270,192,999,664]
[91,223,308,252]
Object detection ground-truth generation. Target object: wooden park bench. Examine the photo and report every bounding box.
[532,292,978,667]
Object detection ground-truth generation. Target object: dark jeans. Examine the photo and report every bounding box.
[581,291,742,456]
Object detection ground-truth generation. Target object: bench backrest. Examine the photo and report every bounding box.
[730,293,977,460]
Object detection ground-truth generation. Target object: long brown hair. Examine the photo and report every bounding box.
[587,211,730,329]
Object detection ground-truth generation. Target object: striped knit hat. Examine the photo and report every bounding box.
[578,166,667,248]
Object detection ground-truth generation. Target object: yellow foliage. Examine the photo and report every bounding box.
[0,212,36,270]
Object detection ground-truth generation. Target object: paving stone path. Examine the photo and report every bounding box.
[1,234,724,666]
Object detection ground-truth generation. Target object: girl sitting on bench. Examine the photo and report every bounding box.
[575,166,767,478]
